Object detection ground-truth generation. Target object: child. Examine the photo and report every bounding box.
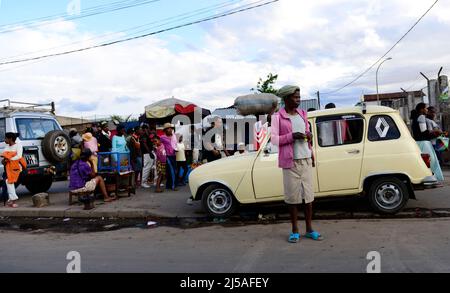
[154,136,166,193]
[1,133,25,208]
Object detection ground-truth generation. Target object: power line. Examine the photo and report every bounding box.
[0,0,139,28]
[0,0,261,73]
[404,69,436,91]
[0,0,162,34]
[0,0,280,67]
[321,0,440,96]
[0,0,245,63]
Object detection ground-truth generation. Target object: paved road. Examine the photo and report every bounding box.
[7,178,450,221]
[1,218,450,273]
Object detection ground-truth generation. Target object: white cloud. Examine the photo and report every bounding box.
[0,0,448,117]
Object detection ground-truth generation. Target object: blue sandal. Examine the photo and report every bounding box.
[288,233,300,243]
[305,231,323,241]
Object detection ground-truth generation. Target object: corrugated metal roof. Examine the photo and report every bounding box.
[212,106,256,119]
[280,99,319,110]
[212,106,239,117]
[364,91,425,102]
[299,99,320,111]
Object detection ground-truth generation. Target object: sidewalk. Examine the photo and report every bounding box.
[0,182,204,219]
[0,170,449,220]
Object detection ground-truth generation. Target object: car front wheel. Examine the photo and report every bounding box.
[368,177,409,214]
[202,184,237,218]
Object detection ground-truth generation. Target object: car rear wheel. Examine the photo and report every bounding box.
[202,184,237,218]
[42,130,71,164]
[368,177,409,214]
[25,175,53,194]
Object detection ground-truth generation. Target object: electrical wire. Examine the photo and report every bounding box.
[0,0,245,62]
[0,0,162,34]
[321,0,440,96]
[0,0,280,67]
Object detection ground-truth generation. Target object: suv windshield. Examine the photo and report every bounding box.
[16,118,60,140]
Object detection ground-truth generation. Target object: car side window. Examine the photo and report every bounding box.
[368,115,401,141]
[0,119,5,142]
[16,118,59,140]
[316,115,364,147]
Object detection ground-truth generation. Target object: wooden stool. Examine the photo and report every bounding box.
[69,190,94,205]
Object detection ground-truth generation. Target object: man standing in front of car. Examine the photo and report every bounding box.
[271,85,323,243]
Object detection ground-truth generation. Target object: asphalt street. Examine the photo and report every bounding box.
[1,218,450,273]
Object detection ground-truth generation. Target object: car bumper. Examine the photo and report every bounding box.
[413,176,442,190]
[22,166,53,176]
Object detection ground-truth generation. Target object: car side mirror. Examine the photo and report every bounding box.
[264,146,271,154]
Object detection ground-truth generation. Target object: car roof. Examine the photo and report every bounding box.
[0,111,56,119]
[307,105,397,118]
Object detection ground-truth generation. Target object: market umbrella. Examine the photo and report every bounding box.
[145,97,198,119]
[143,98,211,131]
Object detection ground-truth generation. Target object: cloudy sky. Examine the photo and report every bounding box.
[0,0,448,118]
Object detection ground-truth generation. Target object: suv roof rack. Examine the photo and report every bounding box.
[0,99,55,115]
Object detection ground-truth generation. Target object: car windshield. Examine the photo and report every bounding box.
[16,118,60,140]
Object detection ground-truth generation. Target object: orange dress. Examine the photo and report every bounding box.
[2,151,26,184]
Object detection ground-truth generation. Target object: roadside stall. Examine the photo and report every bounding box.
[140,97,211,134]
[97,152,135,198]
[140,97,211,180]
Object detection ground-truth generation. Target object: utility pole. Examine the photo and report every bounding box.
[316,91,321,110]
[438,67,449,112]
[422,67,449,131]
[421,71,438,110]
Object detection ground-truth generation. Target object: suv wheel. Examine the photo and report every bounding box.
[202,184,237,218]
[42,130,71,163]
[368,177,409,214]
[25,175,53,194]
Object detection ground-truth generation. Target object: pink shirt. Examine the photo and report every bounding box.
[160,134,178,156]
[84,137,99,155]
[271,108,311,169]
[156,145,167,163]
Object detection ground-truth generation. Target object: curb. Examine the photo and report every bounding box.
[1,208,450,221]
[0,209,163,220]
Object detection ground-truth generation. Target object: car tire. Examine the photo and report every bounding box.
[25,175,53,194]
[202,184,237,218]
[42,130,71,164]
[368,177,409,214]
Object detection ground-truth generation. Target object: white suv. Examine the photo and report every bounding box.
[0,100,71,194]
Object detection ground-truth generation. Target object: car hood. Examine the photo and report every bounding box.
[190,152,257,176]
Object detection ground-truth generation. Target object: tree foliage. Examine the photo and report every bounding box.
[110,114,137,124]
[252,73,279,94]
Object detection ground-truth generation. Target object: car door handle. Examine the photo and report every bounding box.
[346,149,360,154]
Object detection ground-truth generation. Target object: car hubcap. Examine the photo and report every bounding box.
[375,183,402,210]
[207,189,232,215]
[54,136,68,157]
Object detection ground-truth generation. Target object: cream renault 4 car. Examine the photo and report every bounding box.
[189,106,440,218]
